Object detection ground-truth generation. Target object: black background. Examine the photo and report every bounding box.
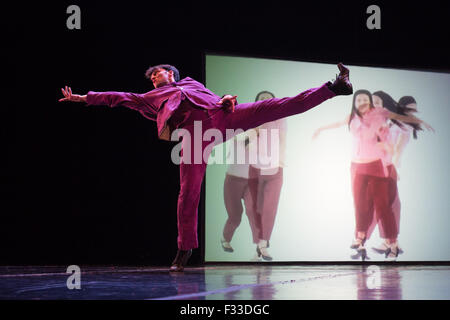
[2,1,450,266]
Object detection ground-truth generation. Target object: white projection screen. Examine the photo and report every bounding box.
[204,53,450,262]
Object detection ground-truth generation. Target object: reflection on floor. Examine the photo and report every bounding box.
[0,265,449,300]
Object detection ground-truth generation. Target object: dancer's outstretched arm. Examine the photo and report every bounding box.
[59,86,157,120]
[312,115,350,140]
[388,112,434,132]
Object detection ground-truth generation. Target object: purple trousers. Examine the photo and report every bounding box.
[172,83,335,250]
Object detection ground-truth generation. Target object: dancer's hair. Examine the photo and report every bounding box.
[348,89,374,129]
[398,96,416,107]
[372,91,405,129]
[398,96,418,115]
[145,64,180,82]
[398,95,421,139]
[255,91,275,102]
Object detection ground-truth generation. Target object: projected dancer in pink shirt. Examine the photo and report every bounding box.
[313,90,432,261]
[59,63,353,271]
[370,92,425,258]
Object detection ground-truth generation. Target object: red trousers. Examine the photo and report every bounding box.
[222,174,257,243]
[248,166,284,242]
[351,160,398,240]
[371,165,400,239]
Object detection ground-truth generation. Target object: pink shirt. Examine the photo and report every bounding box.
[350,108,390,162]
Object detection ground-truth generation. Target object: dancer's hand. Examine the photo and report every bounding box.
[217,95,237,113]
[59,86,87,103]
[312,129,321,140]
[422,121,435,133]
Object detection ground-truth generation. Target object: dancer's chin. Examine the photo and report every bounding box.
[154,81,169,88]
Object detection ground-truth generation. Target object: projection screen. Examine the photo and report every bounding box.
[204,54,450,262]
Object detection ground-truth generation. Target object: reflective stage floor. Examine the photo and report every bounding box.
[1,264,449,300]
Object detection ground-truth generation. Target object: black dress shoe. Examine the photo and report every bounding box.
[169,249,192,272]
[327,62,353,96]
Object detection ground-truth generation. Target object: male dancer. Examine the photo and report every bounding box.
[59,62,353,271]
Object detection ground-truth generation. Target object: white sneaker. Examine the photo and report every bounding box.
[372,241,390,254]
[221,238,234,253]
[373,240,404,257]
[351,244,368,261]
[386,244,399,261]
[350,238,365,249]
[257,240,273,261]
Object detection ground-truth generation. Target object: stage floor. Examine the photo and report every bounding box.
[0,264,449,300]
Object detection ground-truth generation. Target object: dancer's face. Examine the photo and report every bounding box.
[150,68,174,88]
[372,95,383,108]
[355,94,371,114]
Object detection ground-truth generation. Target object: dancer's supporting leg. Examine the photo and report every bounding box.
[170,108,212,272]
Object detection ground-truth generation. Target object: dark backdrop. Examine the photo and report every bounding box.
[2,1,449,266]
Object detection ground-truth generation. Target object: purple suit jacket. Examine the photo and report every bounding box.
[86,77,223,140]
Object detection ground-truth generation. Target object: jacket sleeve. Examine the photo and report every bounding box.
[86,91,157,121]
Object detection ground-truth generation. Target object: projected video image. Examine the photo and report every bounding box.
[204,55,450,262]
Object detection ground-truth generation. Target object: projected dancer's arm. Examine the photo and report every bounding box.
[388,112,434,133]
[312,115,350,140]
